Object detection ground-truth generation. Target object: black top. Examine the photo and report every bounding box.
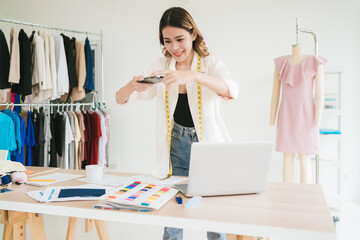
[37,112,45,167]
[49,114,58,167]
[61,34,77,88]
[0,29,11,89]
[173,93,194,127]
[54,113,64,157]
[12,29,32,95]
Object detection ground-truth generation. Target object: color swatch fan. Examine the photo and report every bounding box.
[98,181,178,210]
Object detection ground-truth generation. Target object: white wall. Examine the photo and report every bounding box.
[0,0,359,201]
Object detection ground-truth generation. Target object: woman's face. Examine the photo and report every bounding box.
[162,26,196,63]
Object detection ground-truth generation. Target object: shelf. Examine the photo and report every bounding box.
[323,109,342,115]
[312,158,340,168]
[320,134,342,141]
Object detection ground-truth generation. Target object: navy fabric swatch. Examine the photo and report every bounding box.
[58,188,105,198]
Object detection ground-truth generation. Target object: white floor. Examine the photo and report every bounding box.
[1,201,359,239]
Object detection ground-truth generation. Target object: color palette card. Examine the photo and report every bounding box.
[100,181,178,210]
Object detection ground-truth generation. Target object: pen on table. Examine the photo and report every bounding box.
[25,182,44,187]
[28,179,55,182]
[175,195,183,204]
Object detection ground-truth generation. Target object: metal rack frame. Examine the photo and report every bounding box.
[294,18,318,55]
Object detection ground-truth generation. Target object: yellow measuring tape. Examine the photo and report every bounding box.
[164,53,203,178]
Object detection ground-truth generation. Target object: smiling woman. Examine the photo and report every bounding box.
[115,7,239,239]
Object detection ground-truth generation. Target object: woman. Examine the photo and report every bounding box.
[116,7,238,240]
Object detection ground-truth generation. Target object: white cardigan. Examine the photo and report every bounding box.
[126,53,239,179]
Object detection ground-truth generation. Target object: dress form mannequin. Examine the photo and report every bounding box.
[270,44,325,184]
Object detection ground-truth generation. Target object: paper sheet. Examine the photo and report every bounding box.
[27,184,114,202]
[77,174,130,187]
[26,173,84,187]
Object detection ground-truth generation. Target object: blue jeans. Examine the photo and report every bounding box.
[163,122,226,240]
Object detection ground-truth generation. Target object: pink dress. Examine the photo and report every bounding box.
[274,55,327,154]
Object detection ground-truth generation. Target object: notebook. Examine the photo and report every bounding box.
[175,141,273,197]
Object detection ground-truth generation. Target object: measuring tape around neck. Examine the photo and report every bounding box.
[164,53,203,178]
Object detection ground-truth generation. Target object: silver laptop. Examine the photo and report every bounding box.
[175,141,273,197]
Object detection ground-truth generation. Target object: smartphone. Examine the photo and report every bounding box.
[137,76,163,84]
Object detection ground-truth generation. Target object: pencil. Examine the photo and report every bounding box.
[28,179,55,182]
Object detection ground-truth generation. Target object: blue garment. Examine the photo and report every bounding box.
[14,94,22,113]
[1,109,21,155]
[25,111,35,166]
[0,113,17,160]
[12,113,26,164]
[163,122,226,240]
[84,37,94,93]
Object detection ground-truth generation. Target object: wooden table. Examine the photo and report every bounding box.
[0,167,336,240]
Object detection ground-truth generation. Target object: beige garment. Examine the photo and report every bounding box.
[48,34,58,99]
[8,27,20,84]
[71,111,81,170]
[0,89,11,103]
[75,112,85,167]
[71,41,86,101]
[39,31,53,90]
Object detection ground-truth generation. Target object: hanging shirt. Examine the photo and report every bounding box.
[54,34,69,96]
[38,31,52,100]
[36,112,45,167]
[0,112,17,160]
[31,33,47,102]
[14,94,22,113]
[89,111,101,165]
[84,37,94,93]
[101,110,110,167]
[61,113,74,169]
[8,27,20,84]
[84,112,92,166]
[48,34,58,100]
[11,29,32,96]
[66,112,75,169]
[75,112,85,166]
[61,34,77,88]
[0,89,11,103]
[1,109,22,156]
[13,113,26,164]
[71,111,81,169]
[31,111,39,165]
[71,41,86,101]
[0,29,11,89]
[49,114,57,167]
[43,111,52,167]
[54,113,64,157]
[25,111,35,166]
[95,110,107,167]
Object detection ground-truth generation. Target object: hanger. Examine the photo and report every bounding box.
[75,103,80,112]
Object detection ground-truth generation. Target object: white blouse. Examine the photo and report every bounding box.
[125,53,239,179]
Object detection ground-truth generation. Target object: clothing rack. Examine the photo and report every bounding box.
[0,18,101,36]
[0,18,105,103]
[0,102,106,111]
[295,18,318,55]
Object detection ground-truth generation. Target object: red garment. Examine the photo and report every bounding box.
[89,112,101,165]
[84,112,92,166]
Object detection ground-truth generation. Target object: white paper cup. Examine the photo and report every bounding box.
[85,165,106,181]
